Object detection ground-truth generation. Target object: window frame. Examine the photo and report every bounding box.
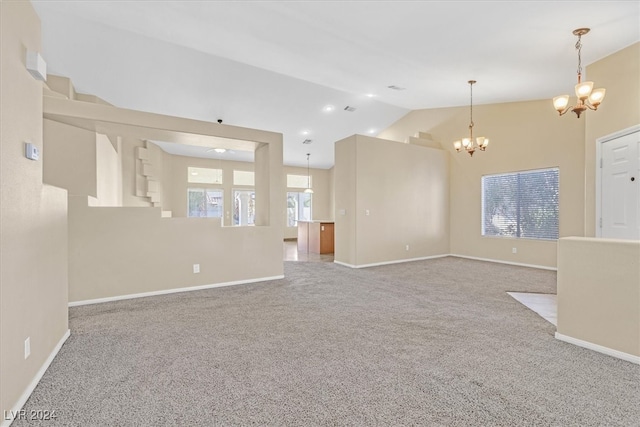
[187,167,223,184]
[481,167,559,241]
[232,188,256,226]
[286,191,313,227]
[187,187,224,219]
[287,173,312,189]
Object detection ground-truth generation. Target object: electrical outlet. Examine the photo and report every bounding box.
[512,247,517,254]
[24,337,30,360]
[193,264,200,274]
[405,245,410,251]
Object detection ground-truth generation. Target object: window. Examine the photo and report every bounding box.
[188,167,222,184]
[482,168,559,240]
[233,190,255,226]
[188,188,223,218]
[287,192,312,227]
[233,170,254,186]
[287,174,311,189]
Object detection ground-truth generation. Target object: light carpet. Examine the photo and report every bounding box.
[14,257,640,426]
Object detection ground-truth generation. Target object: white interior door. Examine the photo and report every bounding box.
[600,131,640,240]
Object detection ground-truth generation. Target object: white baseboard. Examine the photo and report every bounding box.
[1,329,70,427]
[334,254,449,269]
[336,254,555,271]
[555,332,639,364]
[69,275,285,307]
[450,254,557,271]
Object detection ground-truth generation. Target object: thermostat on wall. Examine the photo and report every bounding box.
[25,142,39,161]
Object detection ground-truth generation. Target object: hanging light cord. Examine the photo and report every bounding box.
[307,153,310,188]
[468,81,474,139]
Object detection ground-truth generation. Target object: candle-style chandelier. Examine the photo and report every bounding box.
[453,80,488,157]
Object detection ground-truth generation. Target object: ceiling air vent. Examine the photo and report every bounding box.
[344,106,356,112]
[387,85,406,91]
[302,139,313,145]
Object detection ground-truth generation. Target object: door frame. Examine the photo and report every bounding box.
[595,124,640,237]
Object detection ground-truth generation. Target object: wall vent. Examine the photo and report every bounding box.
[344,106,356,112]
[302,139,313,144]
[387,85,406,91]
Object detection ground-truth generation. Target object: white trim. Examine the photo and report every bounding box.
[555,332,640,365]
[334,254,449,269]
[333,260,357,268]
[335,254,556,271]
[449,254,557,271]
[1,329,70,427]
[68,275,284,307]
[596,124,640,144]
[595,124,640,237]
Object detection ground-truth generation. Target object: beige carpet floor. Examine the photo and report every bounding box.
[13,257,640,426]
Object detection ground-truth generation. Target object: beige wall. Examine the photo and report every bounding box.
[43,119,97,197]
[335,135,449,267]
[380,99,584,268]
[41,75,285,305]
[44,121,123,207]
[557,237,640,358]
[121,137,153,207]
[161,155,256,221]
[68,197,283,303]
[95,134,123,206]
[1,0,69,417]
[328,166,335,223]
[585,43,640,236]
[158,152,332,239]
[379,43,639,269]
[334,137,358,264]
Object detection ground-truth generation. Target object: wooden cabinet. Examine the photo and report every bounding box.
[297,221,334,254]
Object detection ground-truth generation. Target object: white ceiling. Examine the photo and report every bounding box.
[32,1,640,169]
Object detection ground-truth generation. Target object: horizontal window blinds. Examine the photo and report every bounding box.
[482,168,559,240]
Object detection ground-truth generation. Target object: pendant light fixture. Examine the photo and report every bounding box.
[553,28,606,118]
[453,80,489,157]
[304,153,313,194]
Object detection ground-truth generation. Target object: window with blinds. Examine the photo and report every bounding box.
[481,168,559,240]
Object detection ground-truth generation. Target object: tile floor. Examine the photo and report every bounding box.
[508,292,557,326]
[283,240,334,263]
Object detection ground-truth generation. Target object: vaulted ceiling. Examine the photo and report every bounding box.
[32,1,639,168]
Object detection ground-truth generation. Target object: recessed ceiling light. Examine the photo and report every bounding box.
[368,129,376,134]
[323,105,335,113]
[365,93,376,98]
[301,130,310,135]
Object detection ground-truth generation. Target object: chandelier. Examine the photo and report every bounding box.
[453,80,488,156]
[553,28,606,118]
